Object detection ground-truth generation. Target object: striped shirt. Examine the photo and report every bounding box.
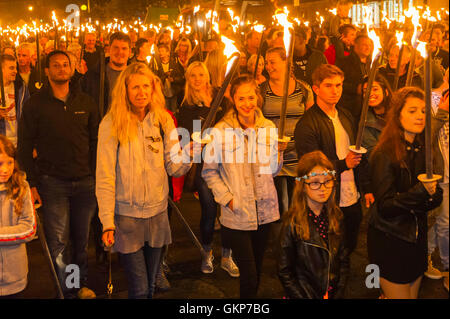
[261,80,313,176]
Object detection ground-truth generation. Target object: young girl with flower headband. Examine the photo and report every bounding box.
[0,135,36,298]
[277,150,349,299]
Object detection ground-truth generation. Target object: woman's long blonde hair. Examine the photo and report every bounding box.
[284,151,343,241]
[0,135,29,216]
[108,62,166,144]
[182,61,213,106]
[204,49,227,88]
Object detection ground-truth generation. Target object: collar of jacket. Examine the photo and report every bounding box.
[221,108,268,129]
[40,81,81,104]
[301,207,342,253]
[365,107,386,131]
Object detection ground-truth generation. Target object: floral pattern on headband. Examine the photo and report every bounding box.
[295,170,336,182]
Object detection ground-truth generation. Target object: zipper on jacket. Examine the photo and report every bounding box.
[304,241,331,297]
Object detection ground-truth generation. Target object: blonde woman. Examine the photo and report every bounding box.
[174,37,192,70]
[247,54,266,85]
[176,62,239,277]
[96,62,193,299]
[204,49,227,88]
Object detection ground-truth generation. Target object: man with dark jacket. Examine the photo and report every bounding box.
[295,64,370,256]
[18,50,99,299]
[293,27,328,86]
[80,32,131,119]
[1,54,29,147]
[337,35,373,120]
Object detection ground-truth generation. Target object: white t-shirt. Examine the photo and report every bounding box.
[1,84,17,147]
[327,110,359,207]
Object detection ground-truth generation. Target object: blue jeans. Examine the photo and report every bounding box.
[119,244,163,299]
[38,175,96,294]
[428,183,449,269]
[195,172,231,257]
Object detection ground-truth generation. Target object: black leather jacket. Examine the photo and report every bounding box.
[277,213,350,299]
[368,137,443,243]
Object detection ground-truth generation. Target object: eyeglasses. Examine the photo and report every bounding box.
[304,179,335,190]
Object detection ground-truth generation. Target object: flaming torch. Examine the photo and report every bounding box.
[275,7,294,142]
[418,42,441,184]
[253,24,266,78]
[351,6,383,153]
[405,6,422,87]
[393,31,405,91]
[187,35,241,191]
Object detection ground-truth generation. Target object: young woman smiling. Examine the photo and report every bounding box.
[202,75,287,298]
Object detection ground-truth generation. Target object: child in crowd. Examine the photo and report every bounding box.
[0,135,36,298]
[277,151,349,299]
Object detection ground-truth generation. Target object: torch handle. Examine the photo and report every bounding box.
[99,46,106,118]
[425,46,433,179]
[0,40,6,108]
[253,32,266,78]
[355,54,381,149]
[201,53,241,132]
[279,29,295,139]
[405,47,416,87]
[393,45,405,91]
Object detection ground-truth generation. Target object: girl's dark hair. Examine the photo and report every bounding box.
[284,151,343,241]
[361,74,392,110]
[371,86,425,166]
[0,135,29,215]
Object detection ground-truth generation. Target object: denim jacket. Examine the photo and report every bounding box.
[96,111,191,231]
[201,109,282,231]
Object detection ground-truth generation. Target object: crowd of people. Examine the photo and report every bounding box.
[0,0,449,300]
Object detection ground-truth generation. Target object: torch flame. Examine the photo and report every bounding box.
[416,41,428,59]
[253,24,264,33]
[194,5,200,15]
[221,35,240,76]
[146,56,151,64]
[395,31,404,49]
[274,7,293,58]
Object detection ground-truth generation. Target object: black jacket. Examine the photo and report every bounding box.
[377,63,423,91]
[368,137,443,244]
[80,57,115,119]
[293,46,328,86]
[150,56,185,99]
[277,214,349,299]
[294,104,371,201]
[17,83,99,188]
[336,51,370,120]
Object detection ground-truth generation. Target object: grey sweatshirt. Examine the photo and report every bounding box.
[0,183,36,296]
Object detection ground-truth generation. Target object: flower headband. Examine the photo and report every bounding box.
[295,170,336,181]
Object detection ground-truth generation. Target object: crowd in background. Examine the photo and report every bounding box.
[0,0,448,300]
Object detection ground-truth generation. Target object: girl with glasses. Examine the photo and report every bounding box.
[277,150,349,299]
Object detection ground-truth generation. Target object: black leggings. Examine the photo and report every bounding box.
[221,223,272,299]
[340,201,363,255]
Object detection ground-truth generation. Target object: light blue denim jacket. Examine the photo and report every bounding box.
[202,109,282,231]
[96,111,191,231]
